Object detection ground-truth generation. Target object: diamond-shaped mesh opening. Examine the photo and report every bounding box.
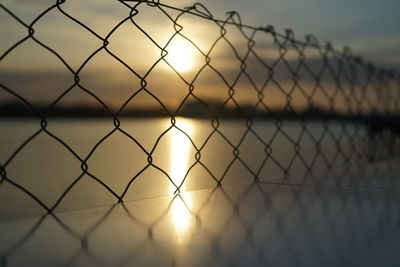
[85,130,148,195]
[191,66,231,102]
[163,35,205,80]
[144,62,195,113]
[60,0,128,37]
[52,173,118,213]
[44,117,114,157]
[76,50,143,109]
[0,9,27,56]
[207,40,243,86]
[5,133,82,208]
[0,119,41,164]
[232,131,266,174]
[106,20,161,77]
[0,40,74,104]
[199,132,237,180]
[178,13,221,54]
[131,4,178,47]
[32,9,103,70]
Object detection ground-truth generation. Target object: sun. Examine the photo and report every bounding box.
[165,38,195,72]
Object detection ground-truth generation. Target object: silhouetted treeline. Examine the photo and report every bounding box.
[1,101,399,136]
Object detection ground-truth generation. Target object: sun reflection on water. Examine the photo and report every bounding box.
[170,194,193,246]
[168,118,195,246]
[169,118,194,194]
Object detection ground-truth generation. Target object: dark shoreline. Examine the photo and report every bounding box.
[1,101,399,135]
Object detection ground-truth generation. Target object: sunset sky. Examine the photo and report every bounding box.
[1,0,399,111]
[199,0,400,68]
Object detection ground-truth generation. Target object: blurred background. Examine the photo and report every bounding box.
[1,1,400,266]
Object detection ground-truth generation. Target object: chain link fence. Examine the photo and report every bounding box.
[1,183,399,266]
[0,0,400,217]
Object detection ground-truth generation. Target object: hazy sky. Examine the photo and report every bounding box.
[197,0,400,68]
[1,0,399,111]
[2,0,399,66]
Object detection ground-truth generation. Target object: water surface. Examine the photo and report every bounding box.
[0,118,385,219]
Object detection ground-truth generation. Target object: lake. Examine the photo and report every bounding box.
[0,118,397,219]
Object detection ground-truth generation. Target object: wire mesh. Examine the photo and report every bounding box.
[1,183,400,266]
[0,0,399,216]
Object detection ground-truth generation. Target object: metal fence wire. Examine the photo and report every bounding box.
[0,0,400,215]
[1,183,399,267]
